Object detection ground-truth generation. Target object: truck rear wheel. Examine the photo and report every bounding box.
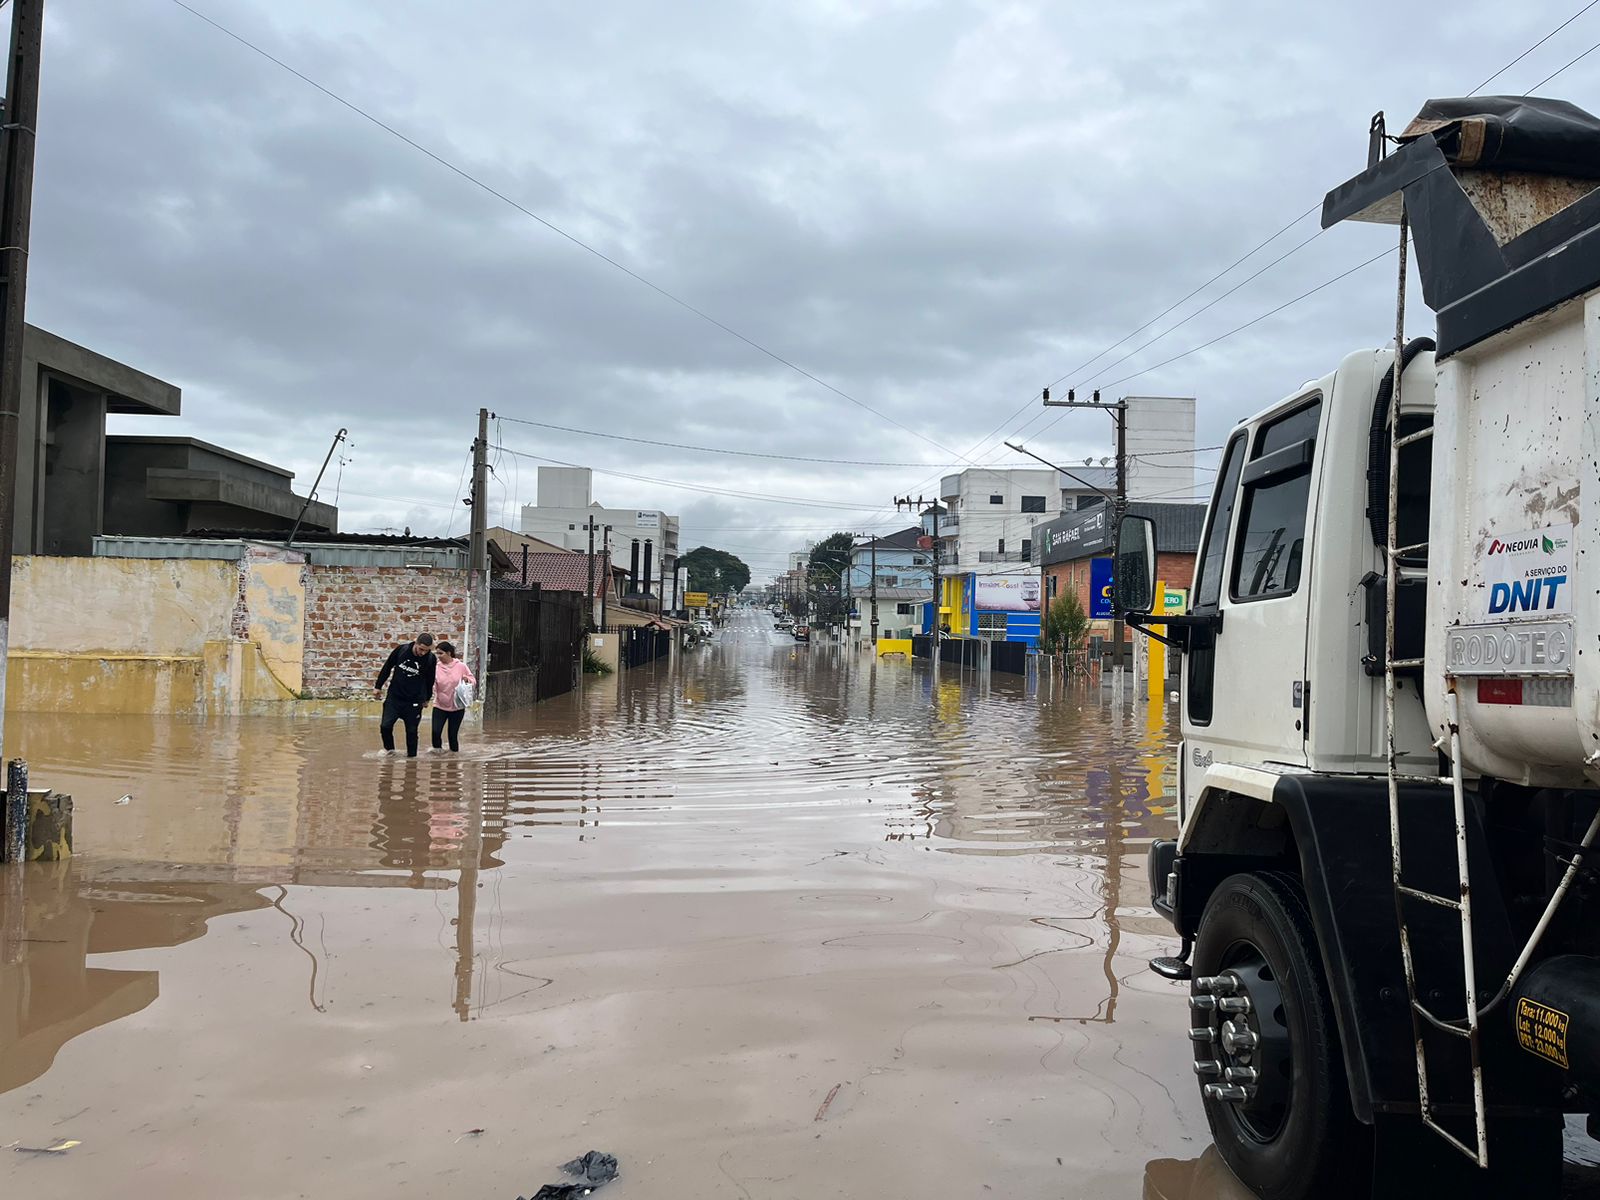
[1189,871,1366,1199]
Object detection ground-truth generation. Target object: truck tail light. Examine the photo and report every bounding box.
[1478,678,1523,705]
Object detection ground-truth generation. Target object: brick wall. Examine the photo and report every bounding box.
[302,566,470,698]
[1042,551,1196,643]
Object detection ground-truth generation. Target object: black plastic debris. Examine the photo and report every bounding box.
[519,1150,619,1200]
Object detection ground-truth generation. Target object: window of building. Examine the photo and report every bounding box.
[997,538,1005,554]
[896,603,912,615]
[913,556,926,565]
[989,494,1004,505]
[1022,539,1032,562]
[1021,495,1046,513]
[978,613,1008,640]
[879,574,898,587]
[569,524,576,530]
[1231,397,1321,602]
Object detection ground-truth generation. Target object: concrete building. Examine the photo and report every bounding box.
[518,467,679,605]
[934,468,1059,646]
[14,325,335,556]
[104,437,336,542]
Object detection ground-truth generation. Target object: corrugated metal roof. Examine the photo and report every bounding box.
[93,534,468,569]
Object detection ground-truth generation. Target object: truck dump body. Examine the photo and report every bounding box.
[1426,294,1597,786]
[1322,97,1600,787]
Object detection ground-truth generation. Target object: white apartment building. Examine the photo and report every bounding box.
[518,466,680,600]
[939,397,1196,575]
[937,467,1060,573]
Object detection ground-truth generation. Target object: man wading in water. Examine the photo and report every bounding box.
[374,633,436,757]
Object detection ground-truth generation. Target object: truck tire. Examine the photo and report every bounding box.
[1190,871,1366,1199]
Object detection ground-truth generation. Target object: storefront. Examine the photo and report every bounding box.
[1036,501,1206,648]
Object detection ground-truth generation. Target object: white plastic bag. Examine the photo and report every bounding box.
[453,679,475,708]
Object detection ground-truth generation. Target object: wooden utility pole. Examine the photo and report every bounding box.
[585,516,598,629]
[1041,388,1129,672]
[469,409,491,691]
[599,524,612,628]
[0,0,44,766]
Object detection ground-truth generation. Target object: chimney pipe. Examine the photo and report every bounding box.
[630,539,641,592]
[642,539,654,597]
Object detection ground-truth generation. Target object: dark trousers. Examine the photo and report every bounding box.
[381,697,423,757]
[432,707,466,752]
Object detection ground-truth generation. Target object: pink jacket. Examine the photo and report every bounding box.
[432,659,475,711]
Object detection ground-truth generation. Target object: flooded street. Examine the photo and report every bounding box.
[1,612,1235,1199]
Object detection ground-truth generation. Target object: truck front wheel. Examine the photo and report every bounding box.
[1189,871,1366,1199]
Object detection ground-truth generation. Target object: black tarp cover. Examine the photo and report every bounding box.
[1400,96,1600,178]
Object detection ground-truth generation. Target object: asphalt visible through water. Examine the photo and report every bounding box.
[0,610,1258,1198]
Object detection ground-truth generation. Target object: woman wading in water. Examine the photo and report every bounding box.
[430,641,476,752]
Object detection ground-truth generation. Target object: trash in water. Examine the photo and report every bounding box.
[12,1139,81,1154]
[115,794,132,805]
[519,1150,619,1199]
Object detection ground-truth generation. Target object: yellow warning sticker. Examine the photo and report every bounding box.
[1515,997,1570,1069]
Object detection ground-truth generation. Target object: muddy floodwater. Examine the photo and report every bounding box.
[1,612,1248,1198]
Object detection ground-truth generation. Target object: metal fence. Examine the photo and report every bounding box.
[601,625,672,669]
[489,585,585,704]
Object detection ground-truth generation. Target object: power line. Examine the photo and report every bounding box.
[166,0,973,465]
[498,445,901,511]
[1075,229,1326,391]
[1471,0,1600,93]
[1098,246,1396,390]
[1005,1,1600,457]
[495,414,955,468]
[1531,36,1600,90]
[1132,445,1224,458]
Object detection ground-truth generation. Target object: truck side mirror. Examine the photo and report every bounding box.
[1114,515,1157,616]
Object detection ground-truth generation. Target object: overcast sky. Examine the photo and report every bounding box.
[25,0,1599,577]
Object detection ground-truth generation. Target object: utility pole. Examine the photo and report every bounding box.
[585,517,598,629]
[288,427,347,546]
[0,0,44,762]
[599,524,612,628]
[895,495,940,645]
[469,408,491,691]
[869,536,879,645]
[1040,388,1129,672]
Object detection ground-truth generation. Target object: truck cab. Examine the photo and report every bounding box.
[1119,97,1600,1200]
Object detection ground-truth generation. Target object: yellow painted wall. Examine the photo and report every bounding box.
[941,575,967,636]
[7,555,307,715]
[13,556,236,655]
[245,560,306,695]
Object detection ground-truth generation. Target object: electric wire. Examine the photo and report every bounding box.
[166,0,974,464]
[494,415,956,468]
[1530,36,1600,90]
[1470,0,1600,94]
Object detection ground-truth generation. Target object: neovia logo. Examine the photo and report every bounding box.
[1490,574,1567,613]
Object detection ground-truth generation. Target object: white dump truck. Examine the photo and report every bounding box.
[1114,97,1600,1200]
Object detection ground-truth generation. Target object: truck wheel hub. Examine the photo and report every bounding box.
[1189,961,1293,1141]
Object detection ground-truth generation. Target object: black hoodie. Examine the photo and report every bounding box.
[376,643,437,706]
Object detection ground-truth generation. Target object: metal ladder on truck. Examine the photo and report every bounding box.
[1381,211,1489,1168]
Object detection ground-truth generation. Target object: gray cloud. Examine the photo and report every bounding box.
[23,0,1592,575]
